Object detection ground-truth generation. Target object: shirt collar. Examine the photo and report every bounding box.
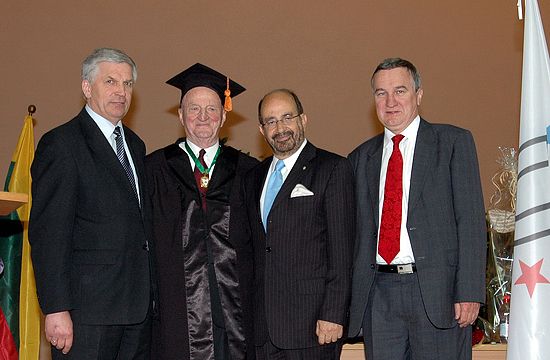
[85,105,122,139]
[383,115,420,148]
[183,138,220,162]
[271,139,308,173]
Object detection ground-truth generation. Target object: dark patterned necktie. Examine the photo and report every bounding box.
[378,134,404,264]
[193,149,208,210]
[113,126,138,200]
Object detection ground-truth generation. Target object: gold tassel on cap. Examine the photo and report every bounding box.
[224,77,232,112]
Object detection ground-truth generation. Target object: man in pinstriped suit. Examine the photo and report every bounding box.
[243,89,355,359]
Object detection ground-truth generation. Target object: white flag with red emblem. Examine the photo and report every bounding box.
[507,0,550,359]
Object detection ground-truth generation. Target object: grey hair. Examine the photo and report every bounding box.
[81,48,137,83]
[371,58,421,92]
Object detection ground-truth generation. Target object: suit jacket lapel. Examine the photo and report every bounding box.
[367,135,384,229]
[271,141,316,211]
[254,159,271,224]
[78,109,139,202]
[408,119,436,213]
[124,126,146,201]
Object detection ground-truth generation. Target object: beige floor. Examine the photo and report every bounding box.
[340,343,507,360]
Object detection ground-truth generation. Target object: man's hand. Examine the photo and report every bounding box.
[454,302,480,328]
[45,311,74,354]
[315,320,343,345]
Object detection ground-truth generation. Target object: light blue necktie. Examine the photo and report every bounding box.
[263,160,285,230]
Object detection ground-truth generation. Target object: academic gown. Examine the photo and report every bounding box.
[145,139,258,360]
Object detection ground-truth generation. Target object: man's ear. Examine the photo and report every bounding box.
[300,114,308,129]
[82,80,91,99]
[220,110,227,128]
[178,108,185,127]
[416,88,423,106]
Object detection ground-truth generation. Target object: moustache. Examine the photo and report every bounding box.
[272,130,293,141]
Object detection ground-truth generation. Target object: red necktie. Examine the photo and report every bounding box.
[193,149,208,210]
[378,134,404,264]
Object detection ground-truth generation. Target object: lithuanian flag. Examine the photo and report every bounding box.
[0,113,40,359]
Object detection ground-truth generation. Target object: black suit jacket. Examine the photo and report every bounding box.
[29,107,152,325]
[243,141,355,349]
[347,119,487,336]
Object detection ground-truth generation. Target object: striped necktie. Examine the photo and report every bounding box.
[113,126,138,200]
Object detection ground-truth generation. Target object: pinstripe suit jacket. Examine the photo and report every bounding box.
[243,141,355,349]
[347,119,487,337]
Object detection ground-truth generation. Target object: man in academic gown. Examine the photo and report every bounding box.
[145,63,258,360]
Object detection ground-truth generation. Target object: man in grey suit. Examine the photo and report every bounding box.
[348,58,486,360]
[243,89,355,359]
[29,48,153,359]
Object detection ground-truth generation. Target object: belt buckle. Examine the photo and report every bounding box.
[397,264,414,274]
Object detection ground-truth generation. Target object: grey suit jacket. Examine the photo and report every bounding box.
[29,107,152,325]
[347,119,486,336]
[243,141,355,349]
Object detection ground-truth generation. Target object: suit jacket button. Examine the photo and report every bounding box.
[370,264,375,269]
[265,246,272,253]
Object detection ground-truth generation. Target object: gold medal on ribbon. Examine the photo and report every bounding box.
[184,141,221,192]
[200,174,210,189]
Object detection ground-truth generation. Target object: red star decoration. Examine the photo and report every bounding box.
[514,259,550,298]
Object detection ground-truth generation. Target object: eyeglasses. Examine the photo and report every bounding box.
[260,113,302,128]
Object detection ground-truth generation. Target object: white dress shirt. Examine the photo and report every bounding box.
[260,139,308,221]
[376,116,420,265]
[180,139,220,176]
[86,105,140,202]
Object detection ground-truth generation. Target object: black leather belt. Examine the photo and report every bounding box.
[377,263,416,274]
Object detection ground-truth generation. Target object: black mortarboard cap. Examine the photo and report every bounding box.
[166,63,245,111]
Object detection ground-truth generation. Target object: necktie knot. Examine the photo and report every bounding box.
[274,159,285,173]
[198,149,207,168]
[392,134,404,147]
[114,126,122,138]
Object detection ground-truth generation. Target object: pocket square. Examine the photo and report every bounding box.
[290,184,314,198]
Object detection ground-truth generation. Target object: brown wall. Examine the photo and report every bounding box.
[2,1,549,207]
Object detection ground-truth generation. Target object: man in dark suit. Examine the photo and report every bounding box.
[348,58,486,360]
[29,48,153,359]
[243,89,355,359]
[145,63,258,360]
